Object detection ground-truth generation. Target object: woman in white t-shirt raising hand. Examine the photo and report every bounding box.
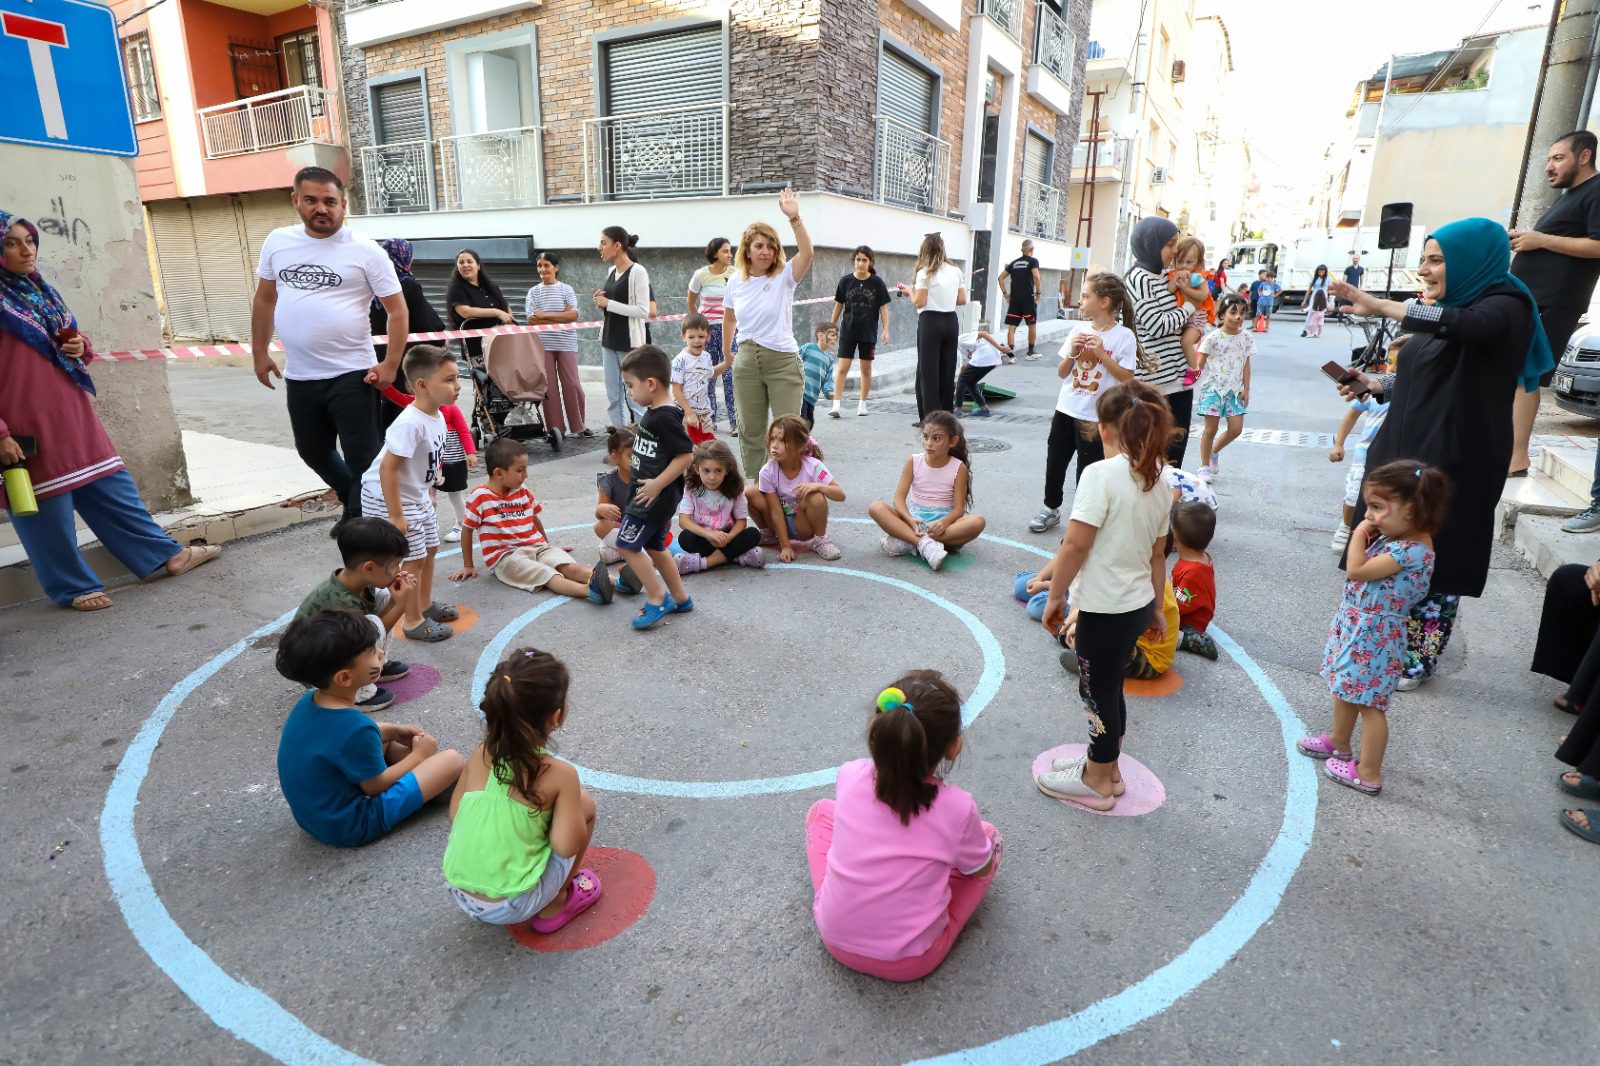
[897,232,968,424]
[1029,272,1138,534]
[1035,380,1173,813]
[725,189,813,478]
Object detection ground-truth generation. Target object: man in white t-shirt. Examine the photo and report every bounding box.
[250,167,409,520]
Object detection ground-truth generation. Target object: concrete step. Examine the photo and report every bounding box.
[1513,512,1600,583]
[1535,437,1594,500]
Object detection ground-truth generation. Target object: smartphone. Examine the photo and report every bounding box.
[1321,361,1370,399]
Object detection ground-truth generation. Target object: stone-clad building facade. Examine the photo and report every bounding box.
[334,0,1089,358]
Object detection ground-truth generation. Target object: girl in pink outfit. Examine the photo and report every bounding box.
[866,410,986,571]
[806,670,1002,982]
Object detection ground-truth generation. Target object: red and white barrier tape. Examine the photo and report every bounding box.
[103,296,839,362]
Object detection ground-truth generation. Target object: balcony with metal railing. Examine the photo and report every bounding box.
[976,0,1022,39]
[360,140,436,214]
[1015,177,1061,240]
[583,104,729,202]
[874,115,951,216]
[198,85,339,159]
[1025,1,1076,115]
[1071,137,1127,183]
[440,127,544,210]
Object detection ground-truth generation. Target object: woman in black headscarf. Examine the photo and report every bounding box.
[371,238,445,429]
[1124,217,1192,464]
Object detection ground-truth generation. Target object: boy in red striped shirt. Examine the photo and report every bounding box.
[449,437,615,604]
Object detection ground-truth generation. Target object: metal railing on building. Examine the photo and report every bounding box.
[1072,137,1127,172]
[197,85,338,159]
[359,140,435,214]
[1016,177,1061,240]
[1033,0,1074,82]
[582,103,729,202]
[440,126,544,210]
[874,115,951,216]
[977,0,1023,39]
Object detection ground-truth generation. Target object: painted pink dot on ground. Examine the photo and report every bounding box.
[384,663,441,706]
[1031,744,1167,817]
[508,847,657,953]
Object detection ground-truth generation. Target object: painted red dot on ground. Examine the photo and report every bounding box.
[508,846,657,953]
[384,663,441,705]
[1031,744,1167,817]
[1124,669,1183,698]
[392,604,479,642]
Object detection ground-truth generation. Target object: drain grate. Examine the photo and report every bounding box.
[966,436,1012,453]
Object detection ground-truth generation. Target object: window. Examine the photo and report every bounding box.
[278,30,322,92]
[595,25,727,199]
[122,32,160,121]
[879,45,938,133]
[1157,28,1170,81]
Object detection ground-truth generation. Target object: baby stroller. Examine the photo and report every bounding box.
[466,332,563,453]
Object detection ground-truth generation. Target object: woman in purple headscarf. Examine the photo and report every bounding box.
[0,210,218,610]
[370,237,446,429]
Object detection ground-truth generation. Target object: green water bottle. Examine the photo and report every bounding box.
[2,463,36,517]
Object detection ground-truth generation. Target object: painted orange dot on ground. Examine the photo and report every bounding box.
[508,847,657,954]
[1124,669,1183,698]
[392,604,479,642]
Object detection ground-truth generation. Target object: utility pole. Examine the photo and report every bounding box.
[1512,0,1600,229]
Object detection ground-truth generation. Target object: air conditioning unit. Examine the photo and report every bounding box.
[1171,60,1186,83]
[1151,167,1169,185]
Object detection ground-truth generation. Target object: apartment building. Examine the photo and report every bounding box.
[332,0,1089,353]
[113,0,349,342]
[1065,0,1199,274]
[1314,24,1544,239]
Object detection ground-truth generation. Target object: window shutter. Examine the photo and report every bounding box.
[373,78,427,143]
[190,198,254,343]
[878,48,936,132]
[149,202,207,341]
[1023,131,1051,186]
[603,26,725,114]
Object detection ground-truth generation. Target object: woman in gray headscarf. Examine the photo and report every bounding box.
[1124,217,1192,464]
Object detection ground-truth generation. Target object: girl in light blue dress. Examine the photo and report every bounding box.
[1298,460,1450,797]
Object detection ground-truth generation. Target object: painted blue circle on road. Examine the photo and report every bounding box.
[470,561,1007,798]
[98,528,1316,1065]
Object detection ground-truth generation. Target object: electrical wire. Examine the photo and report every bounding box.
[1376,0,1508,132]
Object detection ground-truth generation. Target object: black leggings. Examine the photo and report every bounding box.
[916,311,960,419]
[956,364,995,408]
[1166,388,1194,468]
[1043,411,1106,509]
[1070,601,1153,764]
[678,527,761,560]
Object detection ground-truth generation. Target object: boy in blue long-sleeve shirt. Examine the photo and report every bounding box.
[800,323,837,426]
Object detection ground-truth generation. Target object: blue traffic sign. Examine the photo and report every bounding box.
[0,0,137,156]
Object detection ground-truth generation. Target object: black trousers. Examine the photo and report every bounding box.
[285,369,382,522]
[1165,387,1194,468]
[1531,563,1600,687]
[916,311,960,420]
[1071,601,1153,764]
[678,527,761,560]
[1043,411,1106,510]
[956,364,995,408]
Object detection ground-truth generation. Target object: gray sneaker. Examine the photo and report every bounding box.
[1029,507,1061,533]
[1563,505,1600,534]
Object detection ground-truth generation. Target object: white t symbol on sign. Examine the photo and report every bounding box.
[2,13,70,141]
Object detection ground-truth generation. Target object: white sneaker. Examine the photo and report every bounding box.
[881,535,915,557]
[917,534,948,571]
[830,401,841,419]
[1395,675,1425,692]
[1028,507,1061,533]
[444,525,462,543]
[1331,524,1351,552]
[1035,760,1116,811]
[598,545,623,565]
[857,400,869,417]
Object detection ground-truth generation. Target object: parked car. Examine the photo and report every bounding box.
[1552,324,1600,419]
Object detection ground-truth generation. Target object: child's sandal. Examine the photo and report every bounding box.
[528,869,603,933]
[1296,733,1351,761]
[1324,757,1381,795]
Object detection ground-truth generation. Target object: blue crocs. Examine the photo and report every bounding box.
[672,596,694,614]
[631,594,677,630]
[616,566,643,596]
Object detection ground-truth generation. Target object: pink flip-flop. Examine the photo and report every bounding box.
[1324,757,1381,796]
[528,868,602,934]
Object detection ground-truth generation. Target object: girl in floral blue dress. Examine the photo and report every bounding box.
[1298,461,1450,796]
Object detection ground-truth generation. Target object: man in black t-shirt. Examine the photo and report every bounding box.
[1512,130,1600,489]
[1001,240,1043,359]
[1335,255,1364,315]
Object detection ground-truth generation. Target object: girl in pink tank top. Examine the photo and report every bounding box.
[867,411,987,570]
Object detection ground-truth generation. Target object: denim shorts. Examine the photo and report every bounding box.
[378,771,424,831]
[446,850,577,925]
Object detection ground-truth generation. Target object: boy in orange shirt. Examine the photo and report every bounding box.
[1171,500,1218,660]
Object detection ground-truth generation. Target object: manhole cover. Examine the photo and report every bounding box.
[967,436,1012,453]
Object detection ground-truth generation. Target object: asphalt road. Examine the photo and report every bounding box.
[4,317,1597,1064]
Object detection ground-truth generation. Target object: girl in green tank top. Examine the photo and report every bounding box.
[443,648,603,932]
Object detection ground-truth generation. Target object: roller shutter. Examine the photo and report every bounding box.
[879,47,936,132]
[189,197,254,342]
[603,26,725,113]
[149,202,207,341]
[1023,131,1052,186]
[373,78,427,144]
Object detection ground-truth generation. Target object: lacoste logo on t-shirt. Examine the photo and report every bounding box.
[278,264,344,291]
